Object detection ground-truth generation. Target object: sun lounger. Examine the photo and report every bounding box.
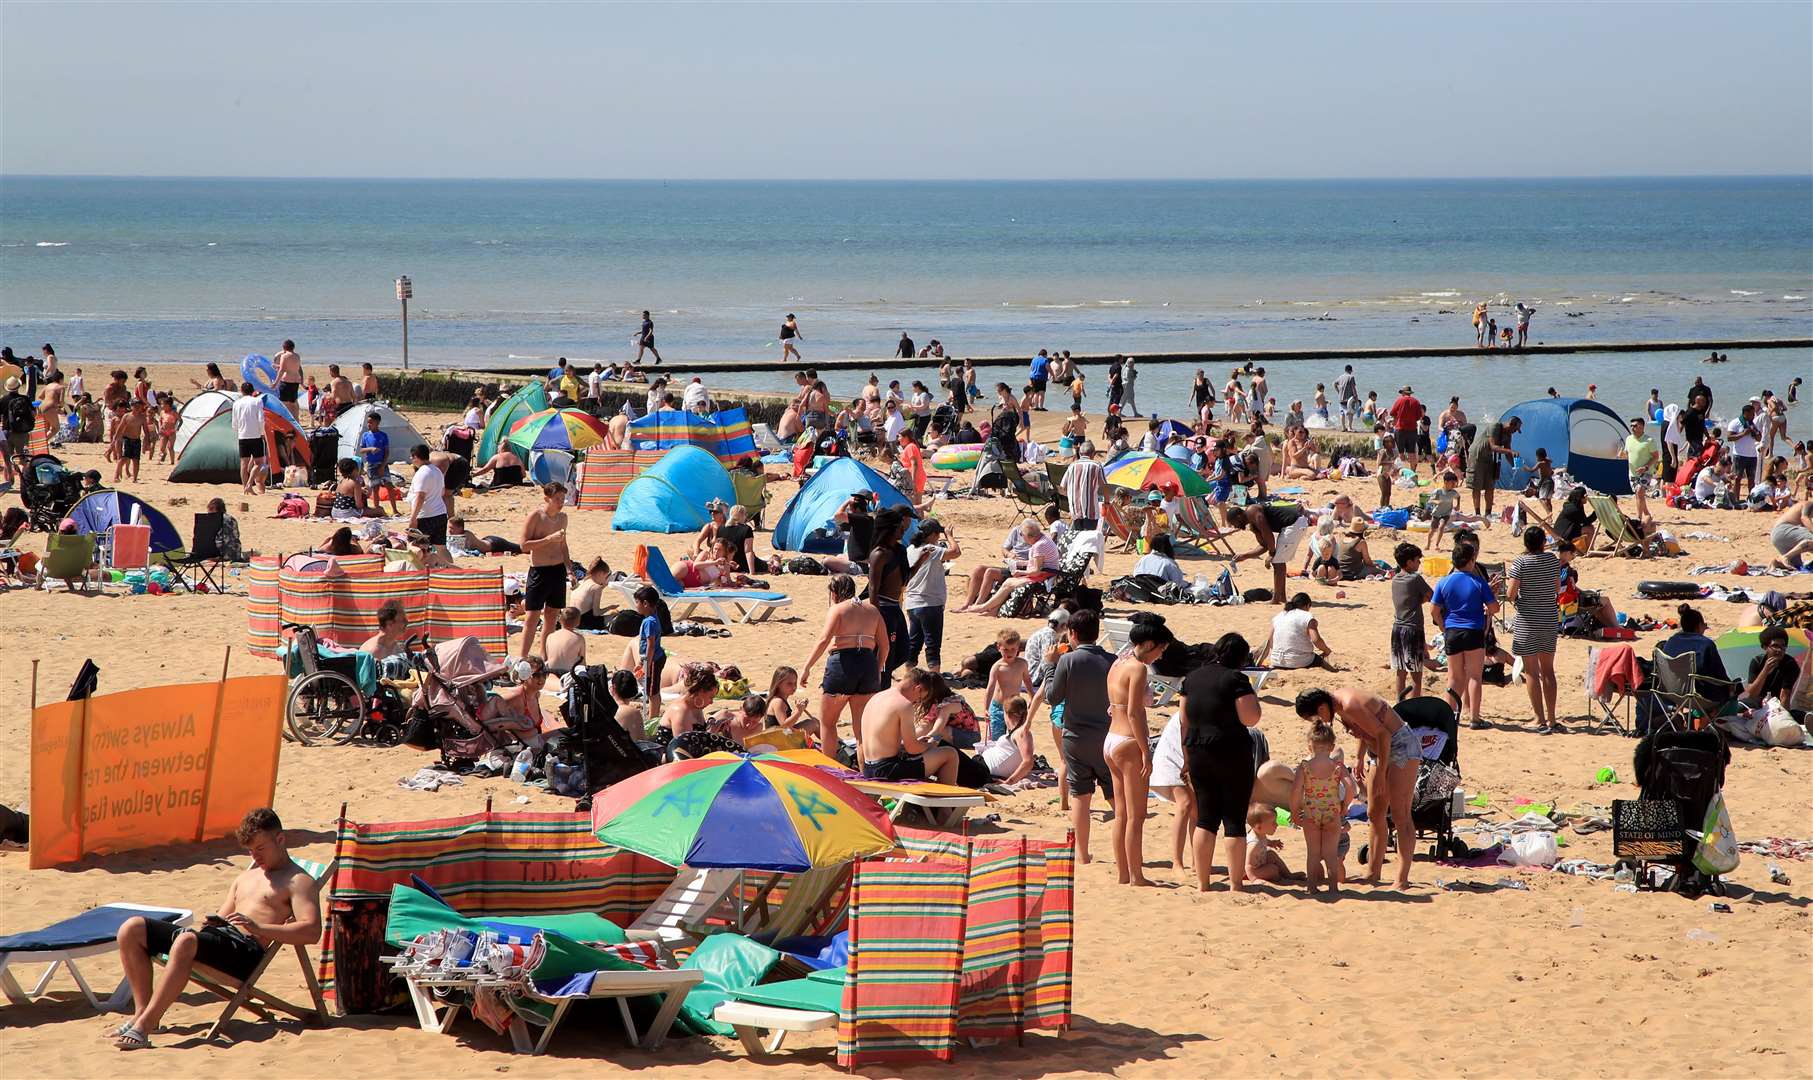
[402,962,705,1054]
[713,966,846,1058]
[0,904,192,1011]
[844,778,987,829]
[153,857,332,1041]
[611,546,792,624]
[625,866,745,945]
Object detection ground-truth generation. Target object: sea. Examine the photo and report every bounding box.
[3,176,1810,433]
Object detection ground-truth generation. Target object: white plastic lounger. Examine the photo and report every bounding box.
[713,999,838,1057]
[624,866,744,945]
[401,967,705,1055]
[0,903,192,1011]
[612,546,793,625]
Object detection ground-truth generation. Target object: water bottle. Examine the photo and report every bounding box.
[510,747,534,783]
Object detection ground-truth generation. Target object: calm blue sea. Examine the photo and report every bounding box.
[3,176,1809,430]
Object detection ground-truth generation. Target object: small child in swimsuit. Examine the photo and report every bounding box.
[1244,806,1294,883]
[1289,722,1352,894]
[983,630,1031,740]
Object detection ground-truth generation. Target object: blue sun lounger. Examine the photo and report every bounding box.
[613,546,793,625]
[1,904,192,1011]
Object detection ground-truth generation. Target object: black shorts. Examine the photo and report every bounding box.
[1186,741,1255,835]
[121,436,141,461]
[1444,626,1486,654]
[1031,376,1048,392]
[524,564,568,610]
[142,918,265,980]
[863,751,926,782]
[238,436,266,460]
[416,513,448,546]
[823,647,881,696]
[1394,430,1418,454]
[1060,729,1115,799]
[278,381,300,403]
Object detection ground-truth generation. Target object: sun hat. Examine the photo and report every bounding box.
[1047,608,1072,625]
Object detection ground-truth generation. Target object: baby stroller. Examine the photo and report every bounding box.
[20,454,83,533]
[1626,728,1731,897]
[407,635,518,770]
[1360,693,1467,863]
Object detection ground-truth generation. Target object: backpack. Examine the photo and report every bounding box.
[787,555,827,575]
[607,608,643,636]
[4,394,35,436]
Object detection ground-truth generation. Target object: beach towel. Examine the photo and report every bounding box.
[1591,643,1644,699]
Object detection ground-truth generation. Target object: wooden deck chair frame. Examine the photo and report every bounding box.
[154,857,333,1042]
[1096,497,1141,553]
[1585,493,1645,553]
[1176,496,1242,562]
[741,863,849,941]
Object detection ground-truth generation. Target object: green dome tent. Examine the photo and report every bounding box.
[169,405,311,484]
[478,380,550,466]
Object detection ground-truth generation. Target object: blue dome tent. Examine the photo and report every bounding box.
[1498,397,1632,496]
[68,490,185,555]
[771,456,918,554]
[611,445,736,533]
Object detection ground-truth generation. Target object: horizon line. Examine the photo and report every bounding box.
[4,172,1811,184]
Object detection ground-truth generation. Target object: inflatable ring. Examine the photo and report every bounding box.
[930,442,986,471]
[241,353,279,396]
[1637,581,1701,600]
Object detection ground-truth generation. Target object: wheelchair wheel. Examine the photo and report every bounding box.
[286,670,365,745]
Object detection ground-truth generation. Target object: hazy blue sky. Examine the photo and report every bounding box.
[4,2,1809,179]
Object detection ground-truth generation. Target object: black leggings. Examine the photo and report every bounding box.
[876,599,908,681]
[1186,742,1255,835]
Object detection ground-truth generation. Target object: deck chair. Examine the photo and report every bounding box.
[625,866,745,945]
[1176,496,1241,561]
[41,532,100,593]
[1,904,191,1010]
[1582,644,1637,735]
[1097,497,1141,553]
[742,864,849,943]
[1043,462,1071,514]
[714,966,845,1058]
[166,512,227,594]
[108,522,152,575]
[154,856,332,1042]
[613,546,793,624]
[1586,493,1648,555]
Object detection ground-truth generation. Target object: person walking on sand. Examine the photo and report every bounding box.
[110,808,321,1051]
[518,482,570,660]
[635,310,662,365]
[274,339,303,418]
[1045,609,1116,866]
[231,382,268,495]
[1105,621,1171,887]
[779,313,804,363]
[1294,686,1419,890]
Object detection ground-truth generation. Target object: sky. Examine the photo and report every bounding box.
[3,2,1810,180]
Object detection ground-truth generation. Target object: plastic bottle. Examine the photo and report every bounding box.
[509,747,534,783]
[1568,905,1586,928]
[1612,865,1634,884]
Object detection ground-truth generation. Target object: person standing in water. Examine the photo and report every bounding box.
[635,310,662,365]
[780,313,804,363]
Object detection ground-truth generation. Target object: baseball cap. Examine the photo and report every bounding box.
[1047,608,1072,625]
[3,377,17,392]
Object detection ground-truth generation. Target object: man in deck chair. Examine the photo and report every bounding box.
[110,808,322,1050]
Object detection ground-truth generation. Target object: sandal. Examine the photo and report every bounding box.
[114,1025,152,1050]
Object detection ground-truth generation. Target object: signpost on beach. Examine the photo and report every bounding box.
[396,275,413,371]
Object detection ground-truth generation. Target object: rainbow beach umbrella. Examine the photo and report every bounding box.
[590,753,897,872]
[1103,451,1213,498]
[1714,626,1812,678]
[506,407,610,456]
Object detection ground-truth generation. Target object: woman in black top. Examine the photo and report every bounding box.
[868,507,912,685]
[717,505,758,573]
[839,494,875,563]
[1191,369,1210,413]
[989,383,1020,461]
[1178,633,1263,893]
[1107,359,1124,412]
[1552,487,1597,552]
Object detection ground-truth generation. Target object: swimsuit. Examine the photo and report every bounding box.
[1297,770,1342,827]
[1103,731,1137,758]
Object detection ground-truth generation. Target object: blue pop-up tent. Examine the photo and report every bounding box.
[611,445,737,533]
[1498,397,1632,496]
[770,457,917,554]
[68,490,185,554]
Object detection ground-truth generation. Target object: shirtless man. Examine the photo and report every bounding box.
[518,482,571,659]
[274,339,303,418]
[570,557,615,627]
[111,808,322,1049]
[360,363,380,401]
[1106,622,1171,886]
[327,364,355,408]
[360,598,409,670]
[1294,687,1419,889]
[858,667,959,785]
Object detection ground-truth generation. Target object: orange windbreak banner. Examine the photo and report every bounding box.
[29,674,286,869]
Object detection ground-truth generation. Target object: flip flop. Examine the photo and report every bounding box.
[114,1026,152,1050]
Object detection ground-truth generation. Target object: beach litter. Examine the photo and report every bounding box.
[398,767,465,792]
[1685,928,1720,943]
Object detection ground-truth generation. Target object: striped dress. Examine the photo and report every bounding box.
[1508,551,1562,655]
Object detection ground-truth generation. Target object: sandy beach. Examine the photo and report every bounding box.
[2,364,1809,1079]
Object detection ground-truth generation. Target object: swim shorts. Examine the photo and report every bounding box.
[862,751,926,782]
[1060,729,1115,799]
[238,436,265,460]
[823,647,880,696]
[1443,627,1486,655]
[141,918,264,980]
[278,381,300,403]
[524,564,567,611]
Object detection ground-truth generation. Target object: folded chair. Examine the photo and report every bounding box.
[166,512,227,594]
[153,857,333,1042]
[742,864,850,943]
[611,546,792,624]
[0,904,191,1010]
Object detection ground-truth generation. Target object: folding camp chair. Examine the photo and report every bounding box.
[611,546,793,624]
[1646,649,1733,737]
[625,866,745,945]
[1043,462,1071,514]
[167,512,227,594]
[108,522,151,575]
[1003,463,1052,513]
[0,904,192,1011]
[1582,644,1637,735]
[41,532,100,594]
[153,857,332,1042]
